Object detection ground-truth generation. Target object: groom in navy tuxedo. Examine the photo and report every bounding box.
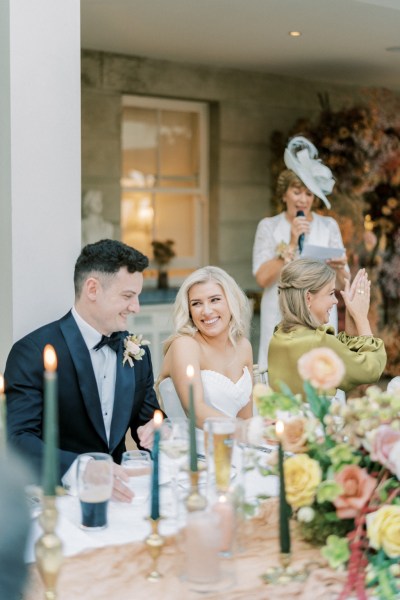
[5,239,162,501]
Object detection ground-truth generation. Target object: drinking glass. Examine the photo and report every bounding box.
[181,510,235,593]
[121,450,152,504]
[204,417,236,493]
[77,452,113,530]
[159,418,189,520]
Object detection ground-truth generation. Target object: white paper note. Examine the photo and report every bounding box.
[301,244,345,260]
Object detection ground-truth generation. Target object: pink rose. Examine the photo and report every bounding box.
[333,465,377,519]
[297,347,345,391]
[370,425,400,472]
[389,441,400,479]
[281,416,309,453]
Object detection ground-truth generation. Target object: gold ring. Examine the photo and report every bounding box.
[357,289,364,294]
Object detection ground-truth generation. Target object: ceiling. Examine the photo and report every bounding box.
[81,0,400,91]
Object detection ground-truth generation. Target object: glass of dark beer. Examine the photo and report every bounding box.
[77,452,113,530]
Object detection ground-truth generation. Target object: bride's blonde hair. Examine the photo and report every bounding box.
[163,266,251,355]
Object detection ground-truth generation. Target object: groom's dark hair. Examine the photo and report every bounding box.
[74,239,149,296]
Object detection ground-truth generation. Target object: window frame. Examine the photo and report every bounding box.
[121,95,209,278]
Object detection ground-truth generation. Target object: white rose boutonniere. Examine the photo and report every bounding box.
[123,333,150,367]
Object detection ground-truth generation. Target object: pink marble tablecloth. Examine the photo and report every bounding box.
[24,499,350,600]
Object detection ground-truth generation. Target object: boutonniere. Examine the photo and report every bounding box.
[123,333,150,367]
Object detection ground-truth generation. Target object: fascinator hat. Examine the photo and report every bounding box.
[283,136,335,209]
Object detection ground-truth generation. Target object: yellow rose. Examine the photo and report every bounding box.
[284,454,322,508]
[367,505,400,558]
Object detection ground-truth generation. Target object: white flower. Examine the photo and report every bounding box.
[122,333,150,367]
[246,416,265,446]
[297,506,315,523]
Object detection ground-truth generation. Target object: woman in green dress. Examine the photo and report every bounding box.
[268,258,386,395]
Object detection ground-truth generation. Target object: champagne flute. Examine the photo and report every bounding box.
[159,418,189,521]
[204,417,236,493]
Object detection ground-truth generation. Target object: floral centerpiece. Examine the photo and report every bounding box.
[252,348,400,600]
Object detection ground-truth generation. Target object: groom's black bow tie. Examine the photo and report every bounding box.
[93,332,124,353]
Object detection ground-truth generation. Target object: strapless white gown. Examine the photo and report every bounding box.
[158,367,252,453]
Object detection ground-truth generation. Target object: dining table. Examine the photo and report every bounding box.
[23,449,347,600]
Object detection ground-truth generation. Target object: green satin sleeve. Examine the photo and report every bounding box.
[333,331,386,392]
[268,325,387,395]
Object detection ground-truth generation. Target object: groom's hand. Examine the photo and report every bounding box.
[137,420,155,450]
[111,463,133,503]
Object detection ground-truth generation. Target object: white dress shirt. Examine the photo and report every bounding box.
[71,306,117,443]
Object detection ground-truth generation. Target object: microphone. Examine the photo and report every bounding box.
[296,210,305,254]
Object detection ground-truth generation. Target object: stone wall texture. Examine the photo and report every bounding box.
[81,49,367,291]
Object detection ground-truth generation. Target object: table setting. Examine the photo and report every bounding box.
[1,345,399,600]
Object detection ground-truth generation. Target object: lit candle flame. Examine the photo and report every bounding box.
[153,409,163,428]
[0,374,4,394]
[186,364,194,379]
[276,420,284,437]
[43,345,57,372]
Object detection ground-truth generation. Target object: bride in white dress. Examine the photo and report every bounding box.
[156,266,254,445]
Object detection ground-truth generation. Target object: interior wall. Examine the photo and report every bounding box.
[81,49,367,291]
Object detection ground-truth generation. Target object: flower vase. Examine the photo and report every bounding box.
[157,269,169,290]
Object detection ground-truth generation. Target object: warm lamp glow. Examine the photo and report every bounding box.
[289,30,301,37]
[43,345,57,372]
[186,365,194,379]
[0,374,4,394]
[276,420,284,437]
[153,409,163,428]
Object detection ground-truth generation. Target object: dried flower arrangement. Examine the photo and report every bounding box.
[270,91,400,374]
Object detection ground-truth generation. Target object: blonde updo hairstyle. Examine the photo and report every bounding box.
[163,266,251,354]
[278,258,336,332]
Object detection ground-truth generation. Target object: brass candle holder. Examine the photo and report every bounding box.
[145,517,165,582]
[185,470,207,512]
[261,552,310,585]
[34,495,63,600]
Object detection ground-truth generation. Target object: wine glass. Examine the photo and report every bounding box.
[159,418,189,521]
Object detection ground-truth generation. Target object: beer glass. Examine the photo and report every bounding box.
[204,417,236,493]
[77,452,113,530]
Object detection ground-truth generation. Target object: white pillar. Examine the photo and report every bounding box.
[0,0,81,371]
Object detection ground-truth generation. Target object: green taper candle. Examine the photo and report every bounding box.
[0,374,6,453]
[43,345,59,496]
[150,410,163,520]
[187,365,198,472]
[276,420,291,554]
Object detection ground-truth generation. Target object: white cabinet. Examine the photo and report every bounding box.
[127,303,174,380]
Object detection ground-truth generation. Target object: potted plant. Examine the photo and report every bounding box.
[151,239,176,289]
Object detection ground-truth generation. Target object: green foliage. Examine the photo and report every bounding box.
[297,505,353,546]
[303,381,330,424]
[255,385,302,419]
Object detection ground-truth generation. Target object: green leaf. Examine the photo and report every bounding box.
[278,381,297,400]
